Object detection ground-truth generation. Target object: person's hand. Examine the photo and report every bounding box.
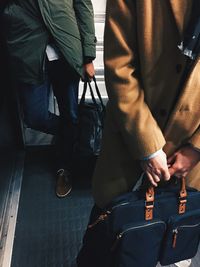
[83,62,95,81]
[167,145,200,178]
[140,150,170,187]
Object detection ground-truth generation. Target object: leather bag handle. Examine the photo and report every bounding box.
[178,177,187,214]
[145,177,187,220]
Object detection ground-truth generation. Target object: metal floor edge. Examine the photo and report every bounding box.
[0,150,25,267]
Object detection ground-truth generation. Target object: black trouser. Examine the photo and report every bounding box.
[48,59,80,170]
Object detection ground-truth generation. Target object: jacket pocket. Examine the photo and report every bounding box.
[111,220,166,267]
[160,209,200,265]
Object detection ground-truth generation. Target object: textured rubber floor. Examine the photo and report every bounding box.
[11,148,95,267]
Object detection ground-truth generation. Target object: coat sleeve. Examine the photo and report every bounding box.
[188,127,200,150]
[104,0,166,159]
[73,0,96,59]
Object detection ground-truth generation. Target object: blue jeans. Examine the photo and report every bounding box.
[19,58,80,170]
[19,80,60,135]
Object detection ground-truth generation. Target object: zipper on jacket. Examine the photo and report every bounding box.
[111,221,166,251]
[172,222,200,248]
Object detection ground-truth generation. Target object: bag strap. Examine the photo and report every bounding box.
[145,186,155,220]
[92,77,106,112]
[80,77,106,112]
[80,81,89,105]
[80,80,98,106]
[179,177,187,214]
[145,177,187,221]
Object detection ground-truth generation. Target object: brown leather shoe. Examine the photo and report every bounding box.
[56,169,72,197]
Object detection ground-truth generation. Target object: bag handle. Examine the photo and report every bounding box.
[80,77,105,112]
[92,77,106,112]
[145,177,187,221]
[80,80,97,106]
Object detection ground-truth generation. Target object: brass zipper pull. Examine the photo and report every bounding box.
[172,228,178,248]
[111,233,122,251]
[88,211,110,229]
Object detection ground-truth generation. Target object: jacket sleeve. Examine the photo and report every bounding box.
[73,0,96,59]
[104,0,166,159]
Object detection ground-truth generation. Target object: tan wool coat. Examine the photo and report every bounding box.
[92,0,200,208]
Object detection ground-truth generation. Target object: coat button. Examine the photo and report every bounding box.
[176,64,182,73]
[160,109,167,116]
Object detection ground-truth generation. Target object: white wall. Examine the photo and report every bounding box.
[91,0,106,13]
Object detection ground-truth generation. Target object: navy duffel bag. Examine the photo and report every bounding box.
[77,177,200,267]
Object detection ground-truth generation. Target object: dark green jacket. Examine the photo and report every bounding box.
[3,0,96,84]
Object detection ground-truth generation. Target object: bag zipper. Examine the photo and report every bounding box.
[111,202,129,210]
[88,211,111,229]
[172,222,200,248]
[111,221,166,251]
[88,202,129,229]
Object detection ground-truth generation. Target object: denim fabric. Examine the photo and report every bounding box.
[19,58,80,170]
[19,80,60,135]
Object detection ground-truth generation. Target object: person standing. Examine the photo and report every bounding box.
[78,0,200,266]
[2,0,96,197]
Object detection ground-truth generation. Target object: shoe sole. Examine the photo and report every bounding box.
[56,187,72,198]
